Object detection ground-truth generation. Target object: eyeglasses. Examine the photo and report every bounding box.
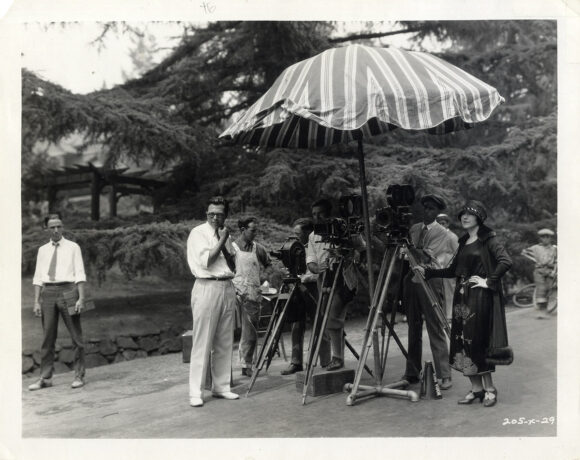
[207,212,225,219]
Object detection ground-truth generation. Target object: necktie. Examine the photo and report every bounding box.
[47,242,59,281]
[416,225,428,249]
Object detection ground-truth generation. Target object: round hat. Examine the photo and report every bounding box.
[457,200,488,223]
[538,228,555,236]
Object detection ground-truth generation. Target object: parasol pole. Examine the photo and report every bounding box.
[356,137,375,298]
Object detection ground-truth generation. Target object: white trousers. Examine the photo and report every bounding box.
[189,279,236,398]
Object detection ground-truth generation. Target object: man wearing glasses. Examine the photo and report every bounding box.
[186,196,238,407]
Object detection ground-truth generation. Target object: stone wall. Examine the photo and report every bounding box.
[22,324,186,377]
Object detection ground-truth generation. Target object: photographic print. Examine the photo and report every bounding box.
[1,2,579,459]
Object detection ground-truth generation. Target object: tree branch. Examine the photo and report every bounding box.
[329,28,423,44]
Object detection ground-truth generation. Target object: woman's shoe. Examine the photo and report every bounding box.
[457,390,485,405]
[483,389,498,407]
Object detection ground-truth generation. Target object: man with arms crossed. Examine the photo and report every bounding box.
[29,213,87,391]
[187,196,239,407]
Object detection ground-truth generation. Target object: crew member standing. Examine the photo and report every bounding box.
[306,199,358,371]
[402,195,453,390]
[436,213,459,320]
[187,196,239,407]
[232,217,272,378]
[29,213,87,391]
[521,228,557,319]
[281,218,331,374]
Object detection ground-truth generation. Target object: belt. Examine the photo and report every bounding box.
[199,277,233,281]
[44,282,74,286]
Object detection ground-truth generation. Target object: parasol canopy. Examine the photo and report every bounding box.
[220,43,504,298]
[220,44,504,148]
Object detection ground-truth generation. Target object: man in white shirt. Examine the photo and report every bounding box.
[29,214,87,391]
[521,228,557,319]
[186,196,239,407]
[306,199,357,372]
[402,195,453,390]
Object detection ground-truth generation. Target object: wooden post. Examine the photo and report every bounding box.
[47,186,57,213]
[91,170,101,221]
[109,183,118,218]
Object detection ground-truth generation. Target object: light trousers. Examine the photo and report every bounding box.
[189,279,236,398]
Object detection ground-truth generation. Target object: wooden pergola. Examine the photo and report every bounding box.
[45,163,166,220]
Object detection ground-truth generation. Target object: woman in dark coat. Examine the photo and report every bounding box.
[415,200,512,407]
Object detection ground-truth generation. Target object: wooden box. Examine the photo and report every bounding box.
[295,368,355,397]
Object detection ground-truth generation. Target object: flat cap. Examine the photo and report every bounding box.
[420,194,446,210]
[538,228,555,236]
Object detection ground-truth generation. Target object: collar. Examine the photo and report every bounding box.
[422,221,437,230]
[458,224,496,244]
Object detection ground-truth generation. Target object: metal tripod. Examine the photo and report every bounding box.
[301,257,374,405]
[245,276,300,396]
[345,237,451,406]
[345,242,420,406]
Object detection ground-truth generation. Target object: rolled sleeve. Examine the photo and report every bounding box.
[187,229,210,271]
[256,243,271,268]
[32,247,44,287]
[306,232,317,265]
[73,244,87,283]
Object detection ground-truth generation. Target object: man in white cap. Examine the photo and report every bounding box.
[29,213,87,391]
[522,229,557,319]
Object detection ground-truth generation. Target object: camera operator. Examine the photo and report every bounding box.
[306,198,363,371]
[401,194,453,389]
[280,218,331,375]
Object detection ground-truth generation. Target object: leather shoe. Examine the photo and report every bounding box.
[325,358,344,371]
[189,397,204,407]
[439,378,453,390]
[401,375,420,384]
[71,378,85,389]
[28,378,52,391]
[241,368,252,378]
[458,390,485,405]
[212,391,239,400]
[483,388,498,407]
[281,363,303,375]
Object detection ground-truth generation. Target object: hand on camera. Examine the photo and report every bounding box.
[33,301,42,318]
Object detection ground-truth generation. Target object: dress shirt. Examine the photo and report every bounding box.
[522,244,557,268]
[187,222,235,279]
[32,237,87,286]
[306,231,330,267]
[408,221,451,283]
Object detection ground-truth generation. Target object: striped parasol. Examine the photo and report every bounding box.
[220,44,504,296]
[220,44,504,148]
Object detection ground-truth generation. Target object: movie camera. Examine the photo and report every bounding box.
[269,237,306,277]
[375,184,415,239]
[313,195,365,245]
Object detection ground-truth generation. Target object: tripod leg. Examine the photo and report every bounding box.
[344,335,373,377]
[346,247,399,406]
[264,286,297,371]
[246,283,296,396]
[302,260,343,405]
[304,271,327,363]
